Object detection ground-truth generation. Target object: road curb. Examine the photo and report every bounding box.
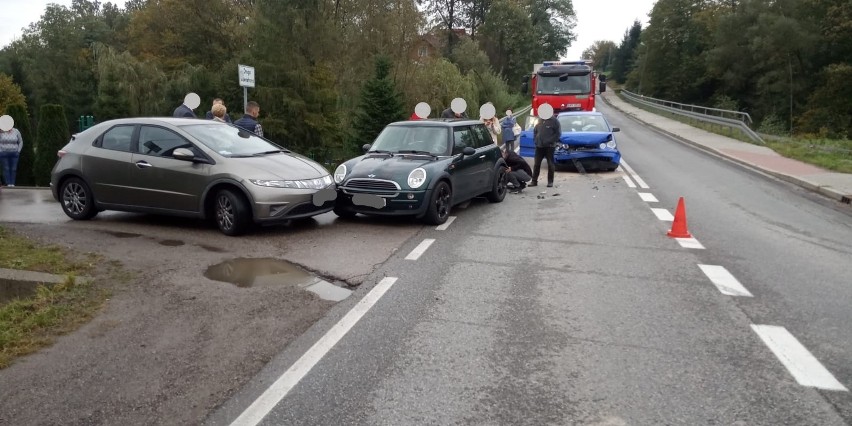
[601,95,851,204]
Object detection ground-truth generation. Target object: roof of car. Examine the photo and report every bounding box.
[94,117,230,126]
[389,119,483,127]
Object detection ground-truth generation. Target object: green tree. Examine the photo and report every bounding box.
[0,73,26,114]
[478,0,539,86]
[528,0,578,60]
[33,104,70,186]
[95,64,131,121]
[610,21,642,84]
[351,56,406,151]
[582,40,617,72]
[5,104,36,186]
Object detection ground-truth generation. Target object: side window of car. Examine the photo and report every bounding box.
[100,126,135,152]
[472,124,494,148]
[138,126,195,158]
[452,127,475,155]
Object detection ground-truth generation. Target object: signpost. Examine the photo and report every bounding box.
[238,64,255,112]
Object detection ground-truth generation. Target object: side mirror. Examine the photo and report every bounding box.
[362,144,371,152]
[462,147,476,156]
[612,127,620,132]
[520,82,528,95]
[173,148,196,161]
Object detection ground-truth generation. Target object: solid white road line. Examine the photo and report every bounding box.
[651,208,674,221]
[675,237,705,249]
[638,192,659,203]
[435,216,456,231]
[698,264,753,297]
[622,173,637,188]
[619,160,650,189]
[751,325,849,392]
[405,239,435,260]
[229,277,401,426]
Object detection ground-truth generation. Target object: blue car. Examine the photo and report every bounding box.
[518,111,621,171]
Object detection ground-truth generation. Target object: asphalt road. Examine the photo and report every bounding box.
[208,103,852,425]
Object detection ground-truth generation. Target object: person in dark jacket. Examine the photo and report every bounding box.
[502,148,532,193]
[531,112,561,187]
[173,102,196,118]
[233,101,263,137]
[205,98,232,122]
[440,107,467,119]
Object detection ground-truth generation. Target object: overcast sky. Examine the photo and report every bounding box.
[1,0,656,59]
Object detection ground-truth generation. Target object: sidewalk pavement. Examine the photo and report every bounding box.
[600,90,852,205]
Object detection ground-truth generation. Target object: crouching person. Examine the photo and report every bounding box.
[502,149,532,193]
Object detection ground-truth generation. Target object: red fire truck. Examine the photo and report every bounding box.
[521,60,601,116]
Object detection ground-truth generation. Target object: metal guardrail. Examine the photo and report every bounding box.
[620,90,765,144]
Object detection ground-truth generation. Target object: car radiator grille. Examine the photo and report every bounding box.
[344,179,400,191]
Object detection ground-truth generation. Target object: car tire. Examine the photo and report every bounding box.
[214,189,251,236]
[333,204,357,219]
[424,181,452,225]
[485,167,507,203]
[60,177,98,220]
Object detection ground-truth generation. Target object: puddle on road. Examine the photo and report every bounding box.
[101,231,141,238]
[159,239,185,247]
[204,258,351,302]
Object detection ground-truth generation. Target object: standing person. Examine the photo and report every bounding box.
[481,115,501,145]
[531,112,561,187]
[501,109,518,152]
[440,107,467,119]
[173,98,197,118]
[210,103,228,122]
[0,121,23,187]
[502,148,532,193]
[234,101,264,137]
[205,98,232,122]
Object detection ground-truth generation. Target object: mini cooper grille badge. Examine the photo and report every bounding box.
[368,174,376,178]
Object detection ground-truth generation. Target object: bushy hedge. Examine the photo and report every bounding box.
[33,104,70,186]
[5,104,35,186]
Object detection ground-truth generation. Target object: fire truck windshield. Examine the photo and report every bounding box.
[536,74,590,95]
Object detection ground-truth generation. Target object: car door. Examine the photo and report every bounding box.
[128,125,211,212]
[471,124,500,192]
[449,126,481,201]
[84,125,136,205]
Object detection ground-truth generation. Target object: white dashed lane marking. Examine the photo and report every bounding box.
[698,265,753,297]
[751,325,849,392]
[651,208,674,221]
[638,192,658,203]
[435,216,456,231]
[622,173,636,188]
[620,160,649,189]
[228,277,401,426]
[405,239,435,260]
[675,237,705,249]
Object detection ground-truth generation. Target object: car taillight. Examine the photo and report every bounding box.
[57,150,67,158]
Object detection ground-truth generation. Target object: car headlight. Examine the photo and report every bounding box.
[333,164,347,184]
[249,175,333,189]
[599,143,607,149]
[607,140,617,149]
[408,168,426,189]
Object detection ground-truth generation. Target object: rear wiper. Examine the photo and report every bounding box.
[396,150,436,156]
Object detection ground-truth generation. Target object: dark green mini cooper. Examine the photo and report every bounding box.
[333,119,508,224]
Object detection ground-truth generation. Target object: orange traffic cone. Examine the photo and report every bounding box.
[667,197,692,238]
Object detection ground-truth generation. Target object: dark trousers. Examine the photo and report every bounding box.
[507,169,531,187]
[503,138,515,153]
[532,146,555,184]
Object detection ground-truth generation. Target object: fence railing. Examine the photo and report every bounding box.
[619,89,764,144]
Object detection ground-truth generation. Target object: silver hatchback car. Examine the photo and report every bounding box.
[51,118,337,235]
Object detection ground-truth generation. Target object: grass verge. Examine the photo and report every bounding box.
[616,92,852,173]
[0,226,109,368]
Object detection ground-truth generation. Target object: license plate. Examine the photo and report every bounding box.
[352,193,386,209]
[312,187,337,206]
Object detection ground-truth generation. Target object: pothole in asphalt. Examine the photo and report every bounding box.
[204,258,352,302]
[101,231,141,238]
[159,239,185,247]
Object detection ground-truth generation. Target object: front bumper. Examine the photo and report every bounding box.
[554,148,621,170]
[249,185,337,223]
[335,182,430,217]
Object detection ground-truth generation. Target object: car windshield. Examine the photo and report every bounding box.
[370,126,449,155]
[179,123,287,157]
[558,115,609,132]
[536,75,590,95]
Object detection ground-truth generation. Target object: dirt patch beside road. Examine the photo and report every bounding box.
[0,214,419,425]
